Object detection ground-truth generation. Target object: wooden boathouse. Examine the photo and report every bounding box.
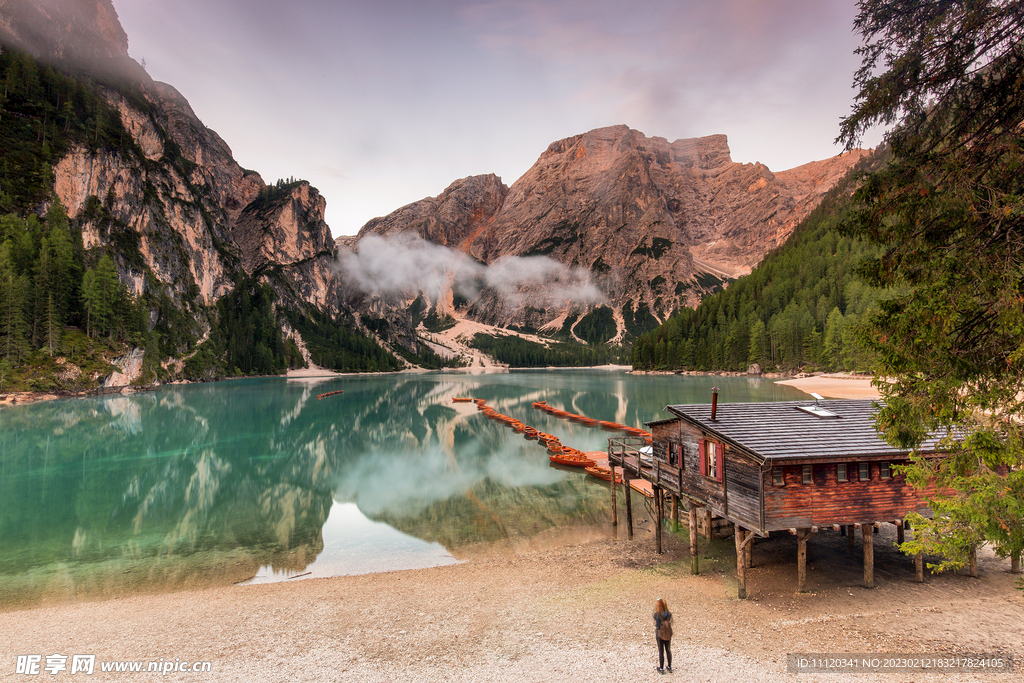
[607,394,949,598]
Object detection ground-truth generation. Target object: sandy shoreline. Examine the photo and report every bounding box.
[3,522,1020,682]
[774,374,881,400]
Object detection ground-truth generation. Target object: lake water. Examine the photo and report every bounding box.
[0,370,806,609]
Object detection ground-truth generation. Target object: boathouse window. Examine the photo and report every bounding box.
[880,461,891,479]
[859,462,870,481]
[772,467,784,486]
[802,465,812,485]
[699,439,723,482]
[837,463,848,483]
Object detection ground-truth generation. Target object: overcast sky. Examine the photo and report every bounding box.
[113,0,880,237]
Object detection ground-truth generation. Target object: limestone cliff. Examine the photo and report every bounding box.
[359,174,509,250]
[2,0,346,372]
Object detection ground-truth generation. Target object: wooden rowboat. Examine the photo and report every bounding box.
[452,397,474,403]
[585,465,622,484]
[549,452,595,468]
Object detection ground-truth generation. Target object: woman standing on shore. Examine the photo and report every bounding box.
[653,598,672,673]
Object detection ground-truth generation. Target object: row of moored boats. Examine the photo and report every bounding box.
[453,397,652,484]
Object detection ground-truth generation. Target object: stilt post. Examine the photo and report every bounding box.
[896,519,904,546]
[969,545,978,578]
[915,551,924,583]
[689,504,699,575]
[797,529,809,592]
[609,460,618,527]
[862,524,875,589]
[746,535,753,568]
[1012,551,1021,574]
[735,526,747,599]
[623,469,634,540]
[654,486,663,555]
[847,524,856,552]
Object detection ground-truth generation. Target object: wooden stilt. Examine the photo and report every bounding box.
[847,525,856,552]
[704,508,713,540]
[671,494,679,526]
[689,505,699,575]
[623,470,634,540]
[862,524,874,589]
[745,534,753,569]
[1012,551,1021,574]
[915,551,924,583]
[896,520,904,546]
[654,486,663,555]
[609,462,618,527]
[969,545,978,578]
[797,529,809,593]
[735,526,747,599]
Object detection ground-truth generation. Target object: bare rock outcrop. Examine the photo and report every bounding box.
[357,125,869,329]
[360,174,509,250]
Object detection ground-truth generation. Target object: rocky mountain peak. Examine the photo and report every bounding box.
[357,125,869,336]
[357,173,508,250]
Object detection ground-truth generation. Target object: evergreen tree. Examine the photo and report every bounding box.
[0,241,27,361]
[839,0,1024,579]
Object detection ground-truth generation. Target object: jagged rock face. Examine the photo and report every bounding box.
[48,56,340,315]
[234,183,334,273]
[358,125,867,328]
[234,182,340,313]
[359,174,509,249]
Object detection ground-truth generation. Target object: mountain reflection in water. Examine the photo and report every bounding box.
[0,371,805,608]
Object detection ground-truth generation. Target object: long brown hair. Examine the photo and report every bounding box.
[655,598,668,614]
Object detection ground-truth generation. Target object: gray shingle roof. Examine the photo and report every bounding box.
[662,399,948,461]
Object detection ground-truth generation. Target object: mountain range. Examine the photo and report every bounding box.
[0,0,867,383]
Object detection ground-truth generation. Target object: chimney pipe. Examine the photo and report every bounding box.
[711,386,719,421]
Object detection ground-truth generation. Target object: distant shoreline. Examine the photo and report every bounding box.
[0,367,880,407]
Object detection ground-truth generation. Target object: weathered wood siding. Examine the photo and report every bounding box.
[724,451,762,529]
[762,461,936,531]
[651,420,762,530]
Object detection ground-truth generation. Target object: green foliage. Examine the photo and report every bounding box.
[215,276,287,376]
[422,309,456,333]
[244,178,305,213]
[284,308,401,373]
[622,301,660,340]
[0,49,136,214]
[390,339,465,370]
[469,332,625,368]
[631,152,887,372]
[555,312,579,341]
[81,254,119,339]
[839,0,1024,583]
[574,305,616,344]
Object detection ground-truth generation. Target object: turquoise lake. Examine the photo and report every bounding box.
[0,370,807,609]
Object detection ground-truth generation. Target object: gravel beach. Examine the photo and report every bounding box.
[3,519,1021,682]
